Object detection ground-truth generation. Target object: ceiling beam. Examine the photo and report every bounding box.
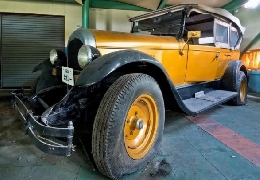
[221,0,248,11]
[241,33,260,56]
[157,0,168,9]
[89,0,150,11]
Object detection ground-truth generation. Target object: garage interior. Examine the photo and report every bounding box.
[0,0,260,179]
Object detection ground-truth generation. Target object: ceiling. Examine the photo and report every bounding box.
[114,0,233,10]
[51,0,248,12]
[166,0,232,8]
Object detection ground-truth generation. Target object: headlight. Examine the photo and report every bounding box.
[78,45,101,69]
[50,49,58,65]
[78,45,92,69]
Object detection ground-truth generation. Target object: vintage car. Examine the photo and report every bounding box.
[12,3,247,180]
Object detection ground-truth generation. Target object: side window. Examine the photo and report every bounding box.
[215,24,228,43]
[230,27,239,47]
[214,19,230,48]
[184,13,214,46]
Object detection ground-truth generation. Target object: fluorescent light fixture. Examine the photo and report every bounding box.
[244,0,260,8]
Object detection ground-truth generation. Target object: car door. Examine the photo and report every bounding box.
[184,16,220,82]
[185,18,238,82]
[185,44,220,82]
[215,21,241,79]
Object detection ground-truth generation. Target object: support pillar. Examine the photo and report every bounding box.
[82,0,89,28]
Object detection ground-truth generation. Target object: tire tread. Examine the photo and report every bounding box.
[92,73,164,179]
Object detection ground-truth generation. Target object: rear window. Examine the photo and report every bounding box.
[215,24,228,43]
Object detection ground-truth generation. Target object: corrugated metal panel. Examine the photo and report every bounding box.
[1,14,64,88]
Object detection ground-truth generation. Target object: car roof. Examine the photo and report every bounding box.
[129,3,245,35]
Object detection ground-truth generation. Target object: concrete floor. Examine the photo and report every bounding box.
[0,94,260,180]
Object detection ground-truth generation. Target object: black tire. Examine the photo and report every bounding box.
[92,73,165,179]
[230,71,247,105]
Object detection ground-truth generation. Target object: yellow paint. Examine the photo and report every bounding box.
[91,29,239,86]
[162,49,188,86]
[187,31,201,39]
[124,94,158,159]
[92,30,188,85]
[98,48,163,62]
[92,30,179,50]
[216,49,240,79]
[240,76,247,102]
[185,45,219,81]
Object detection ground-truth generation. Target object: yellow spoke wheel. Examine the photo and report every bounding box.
[124,94,158,159]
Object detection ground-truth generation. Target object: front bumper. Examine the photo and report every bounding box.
[11,90,74,156]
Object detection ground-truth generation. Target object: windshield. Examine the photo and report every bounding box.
[131,10,184,37]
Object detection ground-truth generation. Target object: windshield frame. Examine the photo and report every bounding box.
[131,8,187,40]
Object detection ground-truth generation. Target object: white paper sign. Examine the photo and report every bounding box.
[62,66,74,86]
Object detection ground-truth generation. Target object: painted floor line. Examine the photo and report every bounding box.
[186,115,260,167]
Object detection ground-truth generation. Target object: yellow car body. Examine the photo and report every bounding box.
[12,4,248,180]
[91,29,241,86]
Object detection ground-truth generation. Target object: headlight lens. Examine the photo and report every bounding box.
[50,49,58,65]
[78,45,92,69]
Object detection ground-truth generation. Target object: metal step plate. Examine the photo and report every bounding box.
[183,90,237,114]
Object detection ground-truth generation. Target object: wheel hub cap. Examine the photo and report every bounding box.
[135,119,144,130]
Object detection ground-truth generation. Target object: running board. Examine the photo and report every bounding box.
[183,90,237,114]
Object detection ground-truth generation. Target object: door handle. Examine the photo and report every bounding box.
[214,53,220,60]
[224,54,231,57]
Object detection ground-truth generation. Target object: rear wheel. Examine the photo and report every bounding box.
[92,73,165,179]
[231,71,247,105]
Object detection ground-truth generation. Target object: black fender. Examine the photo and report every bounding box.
[32,50,66,73]
[31,50,66,93]
[32,61,43,72]
[76,50,163,86]
[76,50,197,116]
[221,60,248,91]
[32,59,64,93]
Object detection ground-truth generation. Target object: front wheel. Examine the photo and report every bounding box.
[92,73,165,179]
